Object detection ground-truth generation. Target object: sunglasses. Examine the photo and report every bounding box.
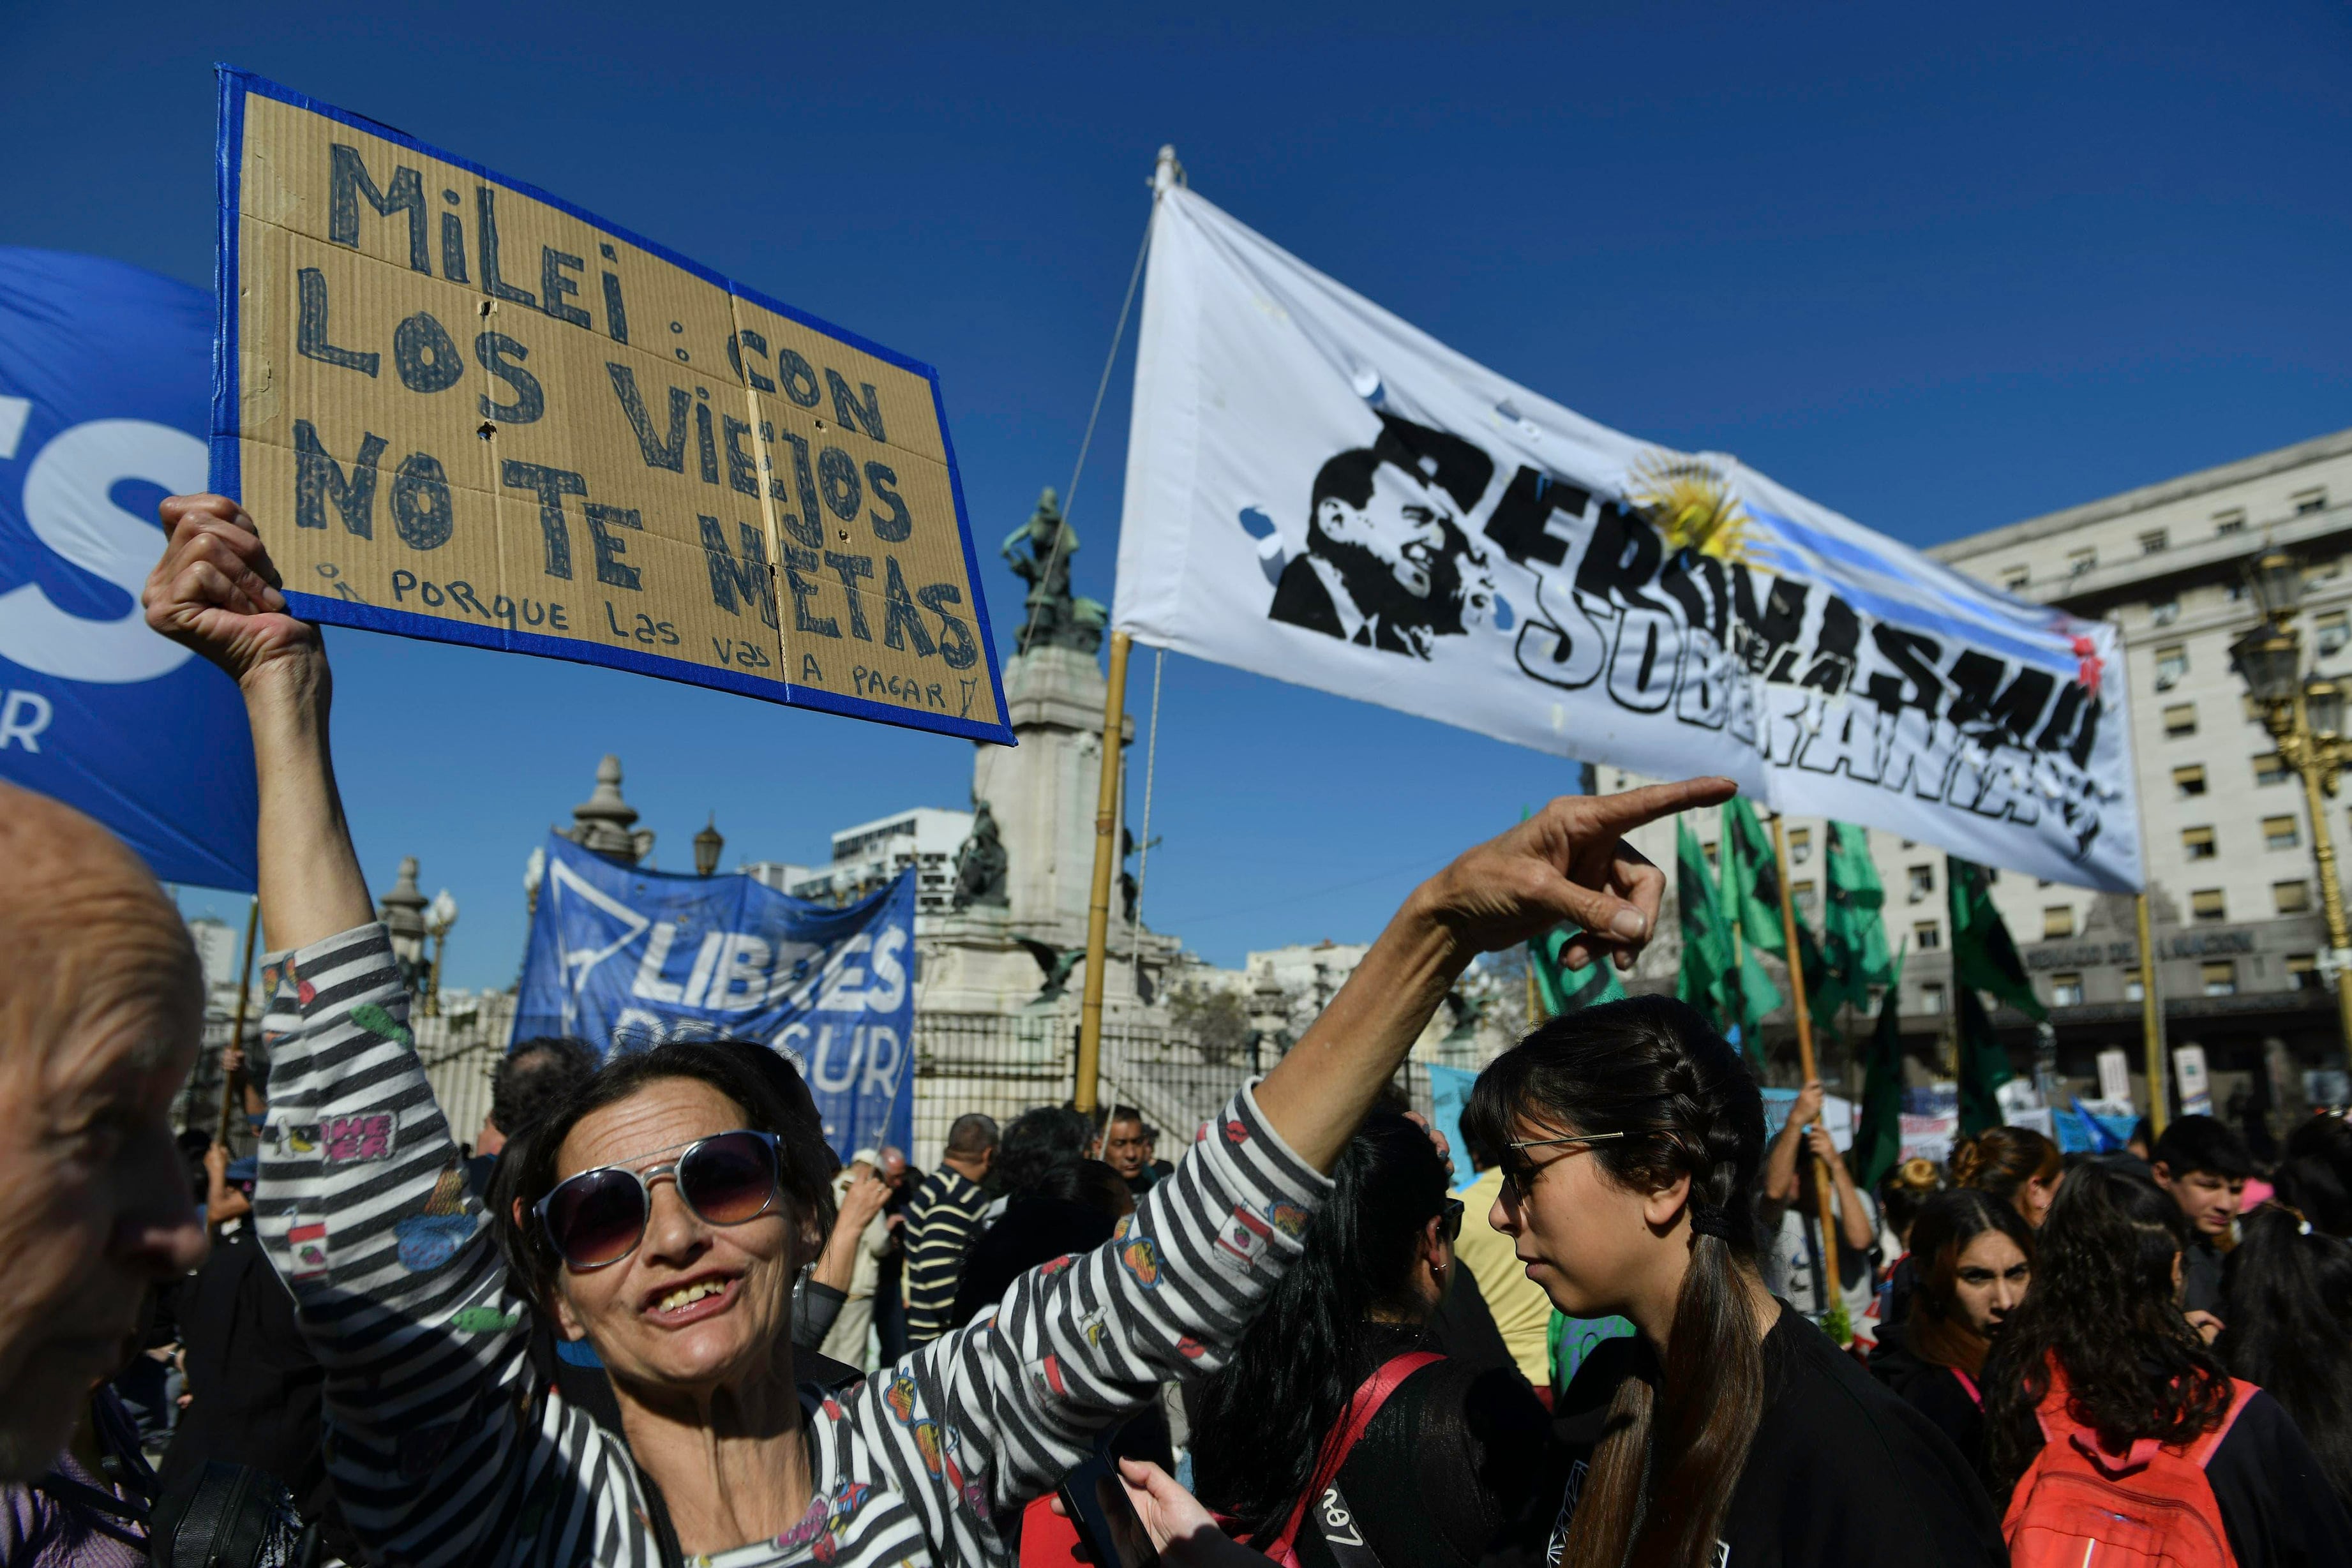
[535,1129,784,1271]
[1499,1131,1633,1202]
[1438,1198,1465,1243]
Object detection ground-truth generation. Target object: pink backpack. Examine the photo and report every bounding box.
[2002,1360,2256,1568]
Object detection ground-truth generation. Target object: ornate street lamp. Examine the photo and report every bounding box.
[2229,625,2302,705]
[1247,971,1291,1077]
[423,889,459,1018]
[2305,676,2346,742]
[694,814,725,877]
[2231,555,2352,1061]
[2250,549,2305,622]
[378,856,428,990]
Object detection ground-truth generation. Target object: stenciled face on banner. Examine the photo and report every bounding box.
[1247,409,2116,869]
[214,70,1010,745]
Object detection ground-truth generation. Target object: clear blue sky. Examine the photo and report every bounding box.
[8,1,2349,987]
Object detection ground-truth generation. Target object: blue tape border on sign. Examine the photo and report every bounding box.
[209,65,1015,747]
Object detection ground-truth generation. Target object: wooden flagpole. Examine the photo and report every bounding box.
[214,898,261,1146]
[1074,631,1133,1115]
[1769,814,1844,1317]
[2137,893,2167,1139]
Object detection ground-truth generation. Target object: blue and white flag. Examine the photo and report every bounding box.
[1114,186,2141,892]
[514,833,915,1158]
[0,248,257,889]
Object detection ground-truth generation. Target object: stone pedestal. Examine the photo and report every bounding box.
[923,644,1183,1019]
[971,645,1132,950]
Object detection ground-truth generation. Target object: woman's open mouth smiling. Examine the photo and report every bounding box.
[645,1273,740,1325]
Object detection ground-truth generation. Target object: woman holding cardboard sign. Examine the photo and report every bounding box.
[143,491,1727,1568]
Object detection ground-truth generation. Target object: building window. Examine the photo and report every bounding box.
[1908,864,1935,902]
[2255,752,2289,786]
[2154,644,2188,689]
[2051,972,2085,1006]
[2289,953,2322,990]
[2164,703,2197,738]
[2182,826,2217,860]
[2201,960,2238,997]
[2124,967,2145,1002]
[2192,888,2228,922]
[1914,920,1943,950]
[2002,567,2030,592]
[2215,509,2247,536]
[2294,488,2327,516]
[1701,839,1719,869]
[2277,879,2313,915]
[1788,826,1813,864]
[1794,879,1818,915]
[2320,610,2351,655]
[2151,598,2180,627]
[2139,528,2169,555]
[2067,547,2097,576]
[1920,982,1947,1015]
[2173,765,2208,798]
[2043,905,2074,939]
[2265,814,2302,850]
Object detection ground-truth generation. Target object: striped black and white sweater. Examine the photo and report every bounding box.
[251,924,1327,1567]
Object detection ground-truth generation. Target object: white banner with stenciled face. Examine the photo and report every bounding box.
[1112,184,2142,893]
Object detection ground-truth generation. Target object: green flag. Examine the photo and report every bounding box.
[1816,821,1895,1021]
[1721,797,1830,1016]
[1721,798,1786,956]
[1529,925,1628,1015]
[1725,928,1781,1064]
[1675,816,1734,1027]
[1956,982,2016,1135]
[1852,946,1908,1190]
[1947,856,2047,1022]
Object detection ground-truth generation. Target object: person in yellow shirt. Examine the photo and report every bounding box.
[1453,1139,1554,1393]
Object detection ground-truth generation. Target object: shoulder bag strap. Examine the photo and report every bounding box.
[1267,1352,1442,1567]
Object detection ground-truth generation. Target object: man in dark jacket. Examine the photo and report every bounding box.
[2151,1115,2254,1315]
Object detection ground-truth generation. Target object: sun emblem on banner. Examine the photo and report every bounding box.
[1626,452,1759,565]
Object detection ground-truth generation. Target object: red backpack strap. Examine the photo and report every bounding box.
[1266,1352,1442,1566]
[2183,1378,2260,1470]
[1949,1366,1982,1408]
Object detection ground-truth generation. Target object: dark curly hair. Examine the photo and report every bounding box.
[1462,996,1767,1568]
[1981,1160,2231,1498]
[2219,1204,2352,1508]
[494,1039,837,1318]
[1190,1113,1449,1542]
[2274,1114,2352,1238]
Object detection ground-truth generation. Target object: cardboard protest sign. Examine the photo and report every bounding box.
[213,70,1011,744]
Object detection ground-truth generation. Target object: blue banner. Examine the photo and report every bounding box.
[513,833,914,1158]
[0,248,257,889]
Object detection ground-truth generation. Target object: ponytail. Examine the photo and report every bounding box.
[1465,996,1767,1568]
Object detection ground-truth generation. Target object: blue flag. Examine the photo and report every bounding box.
[514,834,915,1158]
[0,248,257,889]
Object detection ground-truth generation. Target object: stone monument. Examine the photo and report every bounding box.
[917,490,1178,1015]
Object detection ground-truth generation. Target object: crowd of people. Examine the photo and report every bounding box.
[2,492,2351,1566]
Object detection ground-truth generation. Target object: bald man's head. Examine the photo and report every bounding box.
[0,783,207,1478]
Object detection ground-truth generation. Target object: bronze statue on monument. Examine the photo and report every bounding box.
[952,801,1010,911]
[1002,488,1109,656]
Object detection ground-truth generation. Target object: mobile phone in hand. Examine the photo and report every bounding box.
[1056,1453,1160,1568]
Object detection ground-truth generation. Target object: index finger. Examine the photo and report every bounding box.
[1578,777,1739,832]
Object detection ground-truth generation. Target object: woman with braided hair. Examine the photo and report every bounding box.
[1466,996,2004,1568]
